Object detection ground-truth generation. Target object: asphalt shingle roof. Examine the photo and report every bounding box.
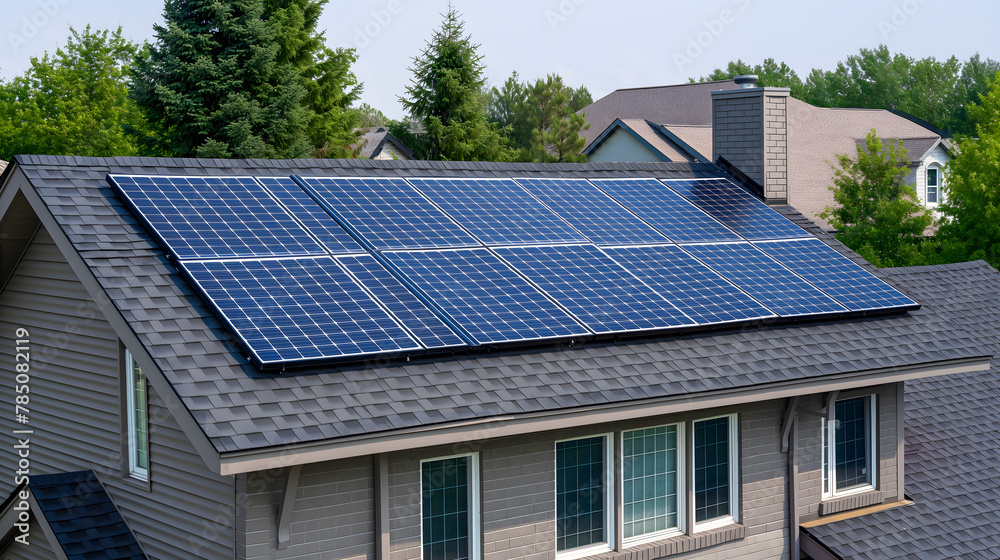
[9,155,988,455]
[29,470,147,559]
[804,260,1000,559]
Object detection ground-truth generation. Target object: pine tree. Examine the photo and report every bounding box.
[399,5,513,161]
[820,130,932,267]
[524,74,588,163]
[266,0,363,157]
[132,0,311,158]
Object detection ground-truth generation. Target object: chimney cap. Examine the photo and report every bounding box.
[734,75,759,89]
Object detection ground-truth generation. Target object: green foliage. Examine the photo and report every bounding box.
[132,0,312,158]
[265,0,363,157]
[356,103,389,128]
[399,6,513,161]
[821,130,932,267]
[696,58,806,98]
[486,72,592,162]
[0,26,143,160]
[937,73,1000,266]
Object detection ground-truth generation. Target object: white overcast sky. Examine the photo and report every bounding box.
[1,0,997,119]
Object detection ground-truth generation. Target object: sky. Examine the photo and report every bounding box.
[1,0,998,119]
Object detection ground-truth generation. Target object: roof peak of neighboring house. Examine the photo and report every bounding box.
[607,79,735,94]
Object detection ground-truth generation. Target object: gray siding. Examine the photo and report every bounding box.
[587,128,663,163]
[796,383,899,522]
[0,228,234,559]
[237,457,375,560]
[2,518,58,559]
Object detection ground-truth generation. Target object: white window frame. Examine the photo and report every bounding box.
[822,394,877,499]
[621,423,686,547]
[124,349,149,482]
[419,452,481,560]
[554,433,615,560]
[691,413,740,533]
[926,164,941,205]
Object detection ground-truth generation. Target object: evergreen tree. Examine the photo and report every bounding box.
[266,0,363,157]
[820,130,932,267]
[524,74,588,163]
[0,26,143,160]
[937,73,1000,266]
[399,5,513,161]
[132,0,311,158]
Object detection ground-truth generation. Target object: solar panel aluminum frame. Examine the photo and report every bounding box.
[597,243,780,327]
[179,255,425,371]
[108,174,328,261]
[490,243,699,336]
[292,175,483,252]
[751,239,921,315]
[677,241,851,320]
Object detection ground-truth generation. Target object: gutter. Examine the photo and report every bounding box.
[216,355,990,475]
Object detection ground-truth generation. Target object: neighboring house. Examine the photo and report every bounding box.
[0,160,7,174]
[355,126,415,160]
[0,155,992,560]
[581,79,953,226]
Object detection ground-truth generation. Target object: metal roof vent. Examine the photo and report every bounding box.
[734,75,759,89]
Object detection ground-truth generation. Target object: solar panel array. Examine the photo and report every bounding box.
[110,172,919,368]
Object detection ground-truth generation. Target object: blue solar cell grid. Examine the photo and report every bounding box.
[181,257,421,365]
[590,178,743,244]
[514,178,670,246]
[407,178,588,246]
[601,245,777,325]
[383,248,590,345]
[494,245,695,334]
[754,238,919,312]
[110,175,327,260]
[255,177,366,255]
[336,254,467,349]
[663,178,809,241]
[682,243,847,317]
[299,176,480,250]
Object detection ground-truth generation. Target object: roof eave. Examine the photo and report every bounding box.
[216,354,990,475]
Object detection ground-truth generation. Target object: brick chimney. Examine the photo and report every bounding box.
[712,76,790,204]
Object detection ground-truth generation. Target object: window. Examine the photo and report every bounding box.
[421,454,480,560]
[556,435,613,558]
[926,166,940,204]
[622,425,683,543]
[125,349,149,481]
[692,415,739,530]
[823,395,877,497]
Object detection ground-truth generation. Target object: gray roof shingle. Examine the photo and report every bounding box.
[805,260,1000,559]
[9,155,988,455]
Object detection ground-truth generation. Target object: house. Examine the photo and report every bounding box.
[355,127,415,160]
[580,78,953,226]
[0,155,992,559]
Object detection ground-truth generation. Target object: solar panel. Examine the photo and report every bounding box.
[590,178,743,244]
[407,177,588,246]
[601,245,777,325]
[754,238,919,312]
[255,177,366,254]
[109,175,326,260]
[336,254,468,349]
[514,177,670,246]
[181,257,421,366]
[493,245,694,333]
[681,243,847,317]
[298,176,480,250]
[383,248,590,345]
[663,178,809,241]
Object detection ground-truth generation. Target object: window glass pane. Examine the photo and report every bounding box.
[694,417,730,523]
[422,457,470,560]
[556,436,606,551]
[835,397,870,489]
[927,168,938,186]
[927,186,938,204]
[622,426,678,538]
[133,360,148,469]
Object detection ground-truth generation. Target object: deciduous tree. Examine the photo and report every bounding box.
[820,130,932,267]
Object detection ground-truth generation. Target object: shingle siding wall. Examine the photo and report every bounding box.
[0,228,234,560]
[796,383,898,522]
[237,457,375,560]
